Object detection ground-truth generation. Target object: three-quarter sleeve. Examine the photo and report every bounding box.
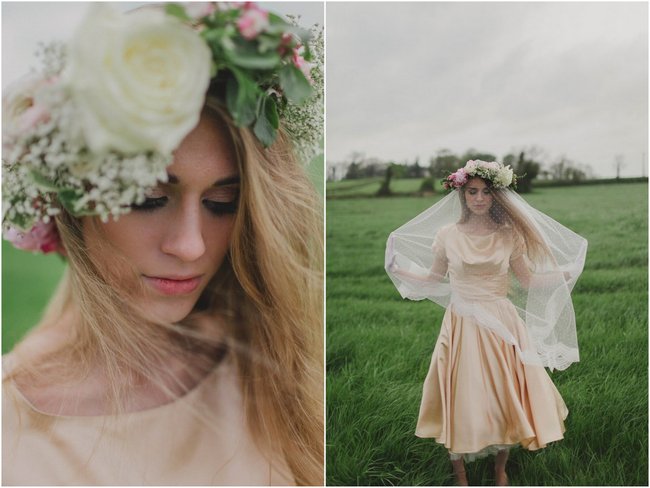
[431,229,447,261]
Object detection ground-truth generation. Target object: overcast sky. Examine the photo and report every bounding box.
[2,2,323,85]
[327,2,648,178]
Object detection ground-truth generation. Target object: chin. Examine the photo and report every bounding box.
[142,297,198,324]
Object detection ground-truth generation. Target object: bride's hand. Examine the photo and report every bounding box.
[388,254,398,272]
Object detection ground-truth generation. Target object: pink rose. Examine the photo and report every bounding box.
[18,103,50,132]
[4,221,62,254]
[292,47,312,81]
[448,168,467,188]
[236,3,269,40]
[184,2,216,19]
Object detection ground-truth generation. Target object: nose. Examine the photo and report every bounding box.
[160,200,206,262]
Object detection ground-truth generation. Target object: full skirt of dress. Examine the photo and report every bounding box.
[415,299,568,460]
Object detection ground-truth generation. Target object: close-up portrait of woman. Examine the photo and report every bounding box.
[2,2,324,485]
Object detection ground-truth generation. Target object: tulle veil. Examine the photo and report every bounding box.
[385,188,587,371]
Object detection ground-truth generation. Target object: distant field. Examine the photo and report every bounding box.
[2,241,66,353]
[326,183,648,485]
[327,177,444,198]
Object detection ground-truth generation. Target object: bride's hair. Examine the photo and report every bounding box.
[6,98,323,485]
[458,177,549,263]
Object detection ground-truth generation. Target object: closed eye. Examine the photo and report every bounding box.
[131,196,167,212]
[203,200,237,216]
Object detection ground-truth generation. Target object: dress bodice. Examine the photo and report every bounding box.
[2,353,294,485]
[435,224,522,302]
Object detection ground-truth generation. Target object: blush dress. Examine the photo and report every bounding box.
[2,352,293,485]
[414,224,568,461]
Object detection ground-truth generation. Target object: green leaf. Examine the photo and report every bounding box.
[257,34,282,54]
[29,171,59,192]
[253,96,280,147]
[165,3,191,22]
[279,64,312,105]
[57,189,83,215]
[264,95,280,130]
[225,70,258,127]
[224,40,281,70]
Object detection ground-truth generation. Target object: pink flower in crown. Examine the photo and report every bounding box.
[447,168,467,188]
[464,160,479,174]
[485,161,500,171]
[292,47,312,82]
[236,2,269,40]
[2,75,52,154]
[278,32,294,56]
[4,221,62,254]
[184,2,216,19]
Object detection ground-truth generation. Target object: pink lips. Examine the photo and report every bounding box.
[143,275,202,295]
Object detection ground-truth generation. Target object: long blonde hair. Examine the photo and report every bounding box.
[6,99,324,485]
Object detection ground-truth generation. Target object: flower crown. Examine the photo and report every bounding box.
[442,160,518,191]
[3,2,323,254]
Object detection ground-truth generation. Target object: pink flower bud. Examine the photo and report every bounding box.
[236,3,269,40]
[4,221,62,254]
[292,48,312,82]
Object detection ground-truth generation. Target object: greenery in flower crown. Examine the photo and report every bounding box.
[2,2,323,253]
[166,2,319,149]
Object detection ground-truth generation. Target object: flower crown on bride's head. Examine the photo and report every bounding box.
[3,2,323,254]
[442,160,519,191]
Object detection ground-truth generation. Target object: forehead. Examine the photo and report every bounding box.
[466,178,488,189]
[168,111,238,184]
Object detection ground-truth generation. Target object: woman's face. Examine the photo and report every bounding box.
[464,177,493,216]
[83,111,239,323]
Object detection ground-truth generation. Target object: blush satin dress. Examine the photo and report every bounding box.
[2,352,293,485]
[414,224,568,461]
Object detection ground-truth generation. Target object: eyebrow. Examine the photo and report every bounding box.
[166,173,240,187]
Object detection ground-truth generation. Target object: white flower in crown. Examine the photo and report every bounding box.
[495,165,514,187]
[65,3,212,155]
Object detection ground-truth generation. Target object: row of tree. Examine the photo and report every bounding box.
[331,148,595,193]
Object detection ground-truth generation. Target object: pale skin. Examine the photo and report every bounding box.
[14,111,239,416]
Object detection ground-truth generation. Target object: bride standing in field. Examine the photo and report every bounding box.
[386,160,587,485]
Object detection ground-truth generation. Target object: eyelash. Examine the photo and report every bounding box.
[468,190,491,195]
[131,197,238,216]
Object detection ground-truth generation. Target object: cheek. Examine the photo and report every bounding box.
[203,218,236,265]
[82,217,150,291]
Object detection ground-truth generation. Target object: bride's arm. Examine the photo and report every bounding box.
[510,255,532,288]
[511,255,571,290]
[388,253,448,283]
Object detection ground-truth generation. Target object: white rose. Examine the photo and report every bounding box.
[65,4,212,155]
[486,161,500,171]
[496,166,514,187]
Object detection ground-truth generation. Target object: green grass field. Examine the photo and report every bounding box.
[2,241,66,353]
[326,183,648,485]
